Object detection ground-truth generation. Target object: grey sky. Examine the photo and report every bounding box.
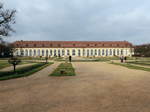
[3,0,150,44]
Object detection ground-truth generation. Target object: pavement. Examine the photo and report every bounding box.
[0,62,150,112]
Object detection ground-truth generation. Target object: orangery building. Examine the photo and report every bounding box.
[13,41,134,57]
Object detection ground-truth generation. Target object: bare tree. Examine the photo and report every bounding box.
[0,3,16,40]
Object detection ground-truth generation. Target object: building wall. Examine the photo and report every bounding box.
[14,47,133,57]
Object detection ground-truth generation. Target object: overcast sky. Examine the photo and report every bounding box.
[2,0,150,45]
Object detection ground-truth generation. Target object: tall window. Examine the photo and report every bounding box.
[72,49,76,56]
[29,50,32,56]
[42,50,45,56]
[34,50,36,56]
[83,49,85,56]
[95,49,97,56]
[20,49,24,56]
[62,49,65,56]
[78,49,81,56]
[117,49,119,55]
[87,49,89,56]
[98,49,101,56]
[25,50,28,56]
[113,49,116,56]
[38,50,40,56]
[46,50,48,56]
[102,49,105,56]
[54,50,57,56]
[110,49,112,56]
[106,49,108,56]
[121,49,123,55]
[50,50,52,56]
[91,49,93,56]
[67,50,70,56]
[58,49,61,56]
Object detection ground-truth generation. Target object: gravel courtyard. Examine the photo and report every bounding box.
[0,62,150,112]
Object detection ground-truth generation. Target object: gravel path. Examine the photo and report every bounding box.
[0,62,150,112]
[0,63,36,72]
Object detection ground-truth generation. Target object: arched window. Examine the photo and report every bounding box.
[98,49,101,56]
[25,50,28,56]
[20,49,24,56]
[42,50,44,56]
[113,49,116,56]
[91,49,93,56]
[95,49,97,55]
[33,50,36,56]
[46,50,48,56]
[67,50,70,56]
[29,49,32,56]
[78,49,81,56]
[54,49,57,56]
[87,49,89,56]
[16,50,19,56]
[58,49,61,56]
[121,49,123,55]
[62,49,65,56]
[83,49,85,56]
[38,49,40,56]
[110,49,112,56]
[50,49,52,56]
[102,49,105,56]
[117,49,119,55]
[72,49,76,56]
[106,49,108,56]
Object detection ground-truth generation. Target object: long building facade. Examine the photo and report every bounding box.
[13,41,134,57]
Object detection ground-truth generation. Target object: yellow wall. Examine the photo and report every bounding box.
[14,47,134,57]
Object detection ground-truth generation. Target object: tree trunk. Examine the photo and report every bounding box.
[13,64,16,72]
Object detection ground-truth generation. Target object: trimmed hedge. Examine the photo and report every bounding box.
[0,62,53,80]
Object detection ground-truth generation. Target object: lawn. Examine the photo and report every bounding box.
[127,61,150,66]
[50,62,76,76]
[0,59,42,70]
[0,60,10,69]
[53,56,140,62]
[0,62,53,80]
[110,62,150,72]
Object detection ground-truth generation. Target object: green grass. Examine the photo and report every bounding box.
[0,61,10,69]
[0,62,53,81]
[50,62,76,76]
[53,56,139,62]
[127,61,150,66]
[54,57,116,62]
[110,62,150,72]
[0,60,40,70]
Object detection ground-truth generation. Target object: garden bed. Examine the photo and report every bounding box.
[110,62,150,72]
[0,62,53,80]
[50,63,75,76]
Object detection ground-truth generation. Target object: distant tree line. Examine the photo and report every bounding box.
[134,44,150,57]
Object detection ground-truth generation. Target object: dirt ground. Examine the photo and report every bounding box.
[0,62,150,112]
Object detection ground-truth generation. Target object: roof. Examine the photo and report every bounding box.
[13,41,133,48]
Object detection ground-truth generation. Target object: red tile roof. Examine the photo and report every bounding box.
[13,41,133,48]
